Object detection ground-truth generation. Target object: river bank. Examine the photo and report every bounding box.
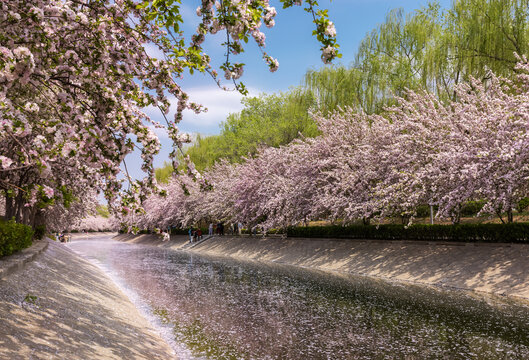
[114,233,529,301]
[0,238,175,359]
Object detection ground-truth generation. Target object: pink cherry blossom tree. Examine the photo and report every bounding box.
[0,0,340,229]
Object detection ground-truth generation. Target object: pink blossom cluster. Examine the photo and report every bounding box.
[71,216,118,232]
[0,0,339,228]
[0,0,204,225]
[43,190,100,231]
[123,59,529,230]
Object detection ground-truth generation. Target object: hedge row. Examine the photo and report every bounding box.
[0,220,34,257]
[286,223,529,243]
[117,228,208,235]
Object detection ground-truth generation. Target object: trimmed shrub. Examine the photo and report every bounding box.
[517,197,529,213]
[0,220,34,257]
[34,225,46,240]
[170,228,188,235]
[415,205,432,218]
[170,227,209,235]
[412,201,484,218]
[460,200,486,217]
[286,223,529,243]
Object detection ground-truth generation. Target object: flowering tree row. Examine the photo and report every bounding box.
[67,216,117,232]
[0,0,338,229]
[123,58,529,231]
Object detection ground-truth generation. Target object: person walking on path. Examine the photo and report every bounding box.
[188,227,193,243]
[209,223,213,236]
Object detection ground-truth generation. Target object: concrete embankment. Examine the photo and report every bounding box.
[114,233,529,301]
[0,238,175,359]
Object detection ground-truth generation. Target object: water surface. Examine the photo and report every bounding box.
[68,235,529,359]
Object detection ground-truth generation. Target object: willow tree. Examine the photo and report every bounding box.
[304,0,529,114]
[444,0,529,86]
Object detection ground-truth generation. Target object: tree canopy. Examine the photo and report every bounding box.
[305,0,529,114]
[128,58,529,230]
[185,90,319,171]
[0,0,339,228]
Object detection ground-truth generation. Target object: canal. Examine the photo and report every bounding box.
[68,235,529,359]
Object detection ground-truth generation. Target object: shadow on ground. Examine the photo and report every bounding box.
[186,236,529,300]
[0,240,175,359]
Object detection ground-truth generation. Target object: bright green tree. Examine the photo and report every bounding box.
[185,89,319,171]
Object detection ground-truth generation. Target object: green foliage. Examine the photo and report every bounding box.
[304,0,529,114]
[0,219,33,258]
[170,228,189,235]
[286,223,529,243]
[95,204,111,218]
[185,90,319,171]
[415,205,435,218]
[33,225,46,240]
[460,200,486,217]
[517,197,529,212]
[155,161,175,184]
[59,186,75,209]
[23,294,38,306]
[170,227,208,235]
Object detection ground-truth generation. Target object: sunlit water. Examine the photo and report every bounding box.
[68,235,529,359]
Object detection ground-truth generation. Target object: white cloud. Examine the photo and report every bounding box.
[142,85,261,137]
[143,43,166,60]
[180,86,256,130]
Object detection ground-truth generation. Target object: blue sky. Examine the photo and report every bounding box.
[130,0,452,179]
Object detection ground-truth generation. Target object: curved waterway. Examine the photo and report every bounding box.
[68,235,529,359]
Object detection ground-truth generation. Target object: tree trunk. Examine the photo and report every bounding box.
[496,209,505,224]
[451,204,461,225]
[4,195,15,220]
[430,205,434,225]
[32,208,46,229]
[14,191,24,223]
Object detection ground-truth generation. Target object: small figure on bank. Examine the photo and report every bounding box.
[188,227,193,243]
[209,223,213,236]
[197,228,202,240]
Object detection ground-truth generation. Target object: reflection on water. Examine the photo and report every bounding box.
[69,236,529,359]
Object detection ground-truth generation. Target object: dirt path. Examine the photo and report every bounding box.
[0,239,176,359]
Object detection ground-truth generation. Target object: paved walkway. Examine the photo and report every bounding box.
[0,239,175,359]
